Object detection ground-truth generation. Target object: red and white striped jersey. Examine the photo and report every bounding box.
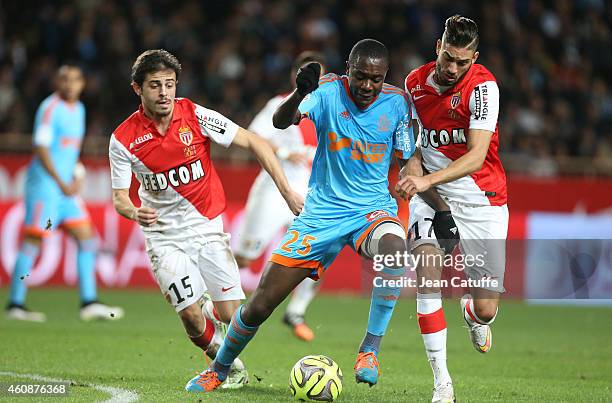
[405,61,507,206]
[248,94,316,194]
[109,98,239,236]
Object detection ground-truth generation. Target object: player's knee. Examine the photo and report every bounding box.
[234,255,252,268]
[378,233,407,256]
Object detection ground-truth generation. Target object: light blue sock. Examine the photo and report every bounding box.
[212,305,259,381]
[77,238,97,304]
[9,242,40,306]
[361,266,405,352]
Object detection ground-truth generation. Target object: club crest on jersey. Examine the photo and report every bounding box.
[378,114,390,132]
[339,110,351,120]
[178,126,193,146]
[450,91,461,109]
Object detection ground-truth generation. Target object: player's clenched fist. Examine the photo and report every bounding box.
[296,62,321,97]
[132,206,159,226]
[283,190,305,216]
[395,175,432,200]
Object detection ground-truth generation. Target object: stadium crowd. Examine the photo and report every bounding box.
[0,0,611,175]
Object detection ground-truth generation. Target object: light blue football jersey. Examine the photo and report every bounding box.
[27,94,86,189]
[297,73,416,221]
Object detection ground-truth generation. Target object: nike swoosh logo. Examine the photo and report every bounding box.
[221,285,237,292]
[413,95,427,101]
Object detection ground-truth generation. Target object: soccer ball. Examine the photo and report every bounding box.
[289,355,343,402]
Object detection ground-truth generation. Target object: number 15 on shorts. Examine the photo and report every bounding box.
[169,276,194,305]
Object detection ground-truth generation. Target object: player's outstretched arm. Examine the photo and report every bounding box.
[232,128,304,215]
[35,146,78,196]
[111,188,159,226]
[273,62,321,129]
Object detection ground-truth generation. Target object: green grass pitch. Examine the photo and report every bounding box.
[1,289,611,402]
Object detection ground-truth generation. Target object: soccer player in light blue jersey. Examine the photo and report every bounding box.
[5,65,123,322]
[186,39,456,394]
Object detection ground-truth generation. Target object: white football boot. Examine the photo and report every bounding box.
[432,382,455,403]
[80,302,124,321]
[6,305,46,322]
[200,293,248,389]
[460,294,492,353]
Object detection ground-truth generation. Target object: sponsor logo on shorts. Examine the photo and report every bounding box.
[221,285,237,292]
[366,210,390,222]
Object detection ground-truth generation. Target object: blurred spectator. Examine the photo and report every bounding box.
[0,0,610,174]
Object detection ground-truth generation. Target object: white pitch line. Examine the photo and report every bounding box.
[0,371,139,402]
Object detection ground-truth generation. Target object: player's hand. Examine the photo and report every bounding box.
[432,211,460,254]
[133,206,159,226]
[287,151,311,165]
[283,190,305,216]
[296,62,321,97]
[395,175,432,200]
[59,180,80,196]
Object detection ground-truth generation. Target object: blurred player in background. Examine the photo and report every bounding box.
[5,65,124,323]
[109,49,303,389]
[397,15,508,402]
[234,51,326,342]
[186,39,453,393]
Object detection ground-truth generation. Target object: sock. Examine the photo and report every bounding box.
[189,317,216,351]
[463,297,497,326]
[9,242,40,306]
[359,266,404,355]
[359,332,382,354]
[77,239,97,304]
[417,292,451,387]
[212,305,259,381]
[285,278,317,317]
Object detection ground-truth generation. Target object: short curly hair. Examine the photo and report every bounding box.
[131,49,182,86]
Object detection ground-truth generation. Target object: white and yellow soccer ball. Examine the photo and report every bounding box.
[289,355,343,402]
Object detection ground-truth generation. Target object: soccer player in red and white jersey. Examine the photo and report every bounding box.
[108,50,303,388]
[396,15,508,402]
[234,51,325,342]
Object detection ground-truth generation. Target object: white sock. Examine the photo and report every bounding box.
[286,279,317,317]
[463,297,497,326]
[417,292,452,386]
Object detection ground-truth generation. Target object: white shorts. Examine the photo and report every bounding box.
[408,196,509,293]
[145,216,246,312]
[234,175,299,260]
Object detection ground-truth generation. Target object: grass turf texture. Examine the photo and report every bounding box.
[0,289,610,402]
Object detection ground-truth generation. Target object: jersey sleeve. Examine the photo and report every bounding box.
[109,134,133,189]
[393,98,417,160]
[194,104,240,147]
[33,102,55,147]
[469,81,500,132]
